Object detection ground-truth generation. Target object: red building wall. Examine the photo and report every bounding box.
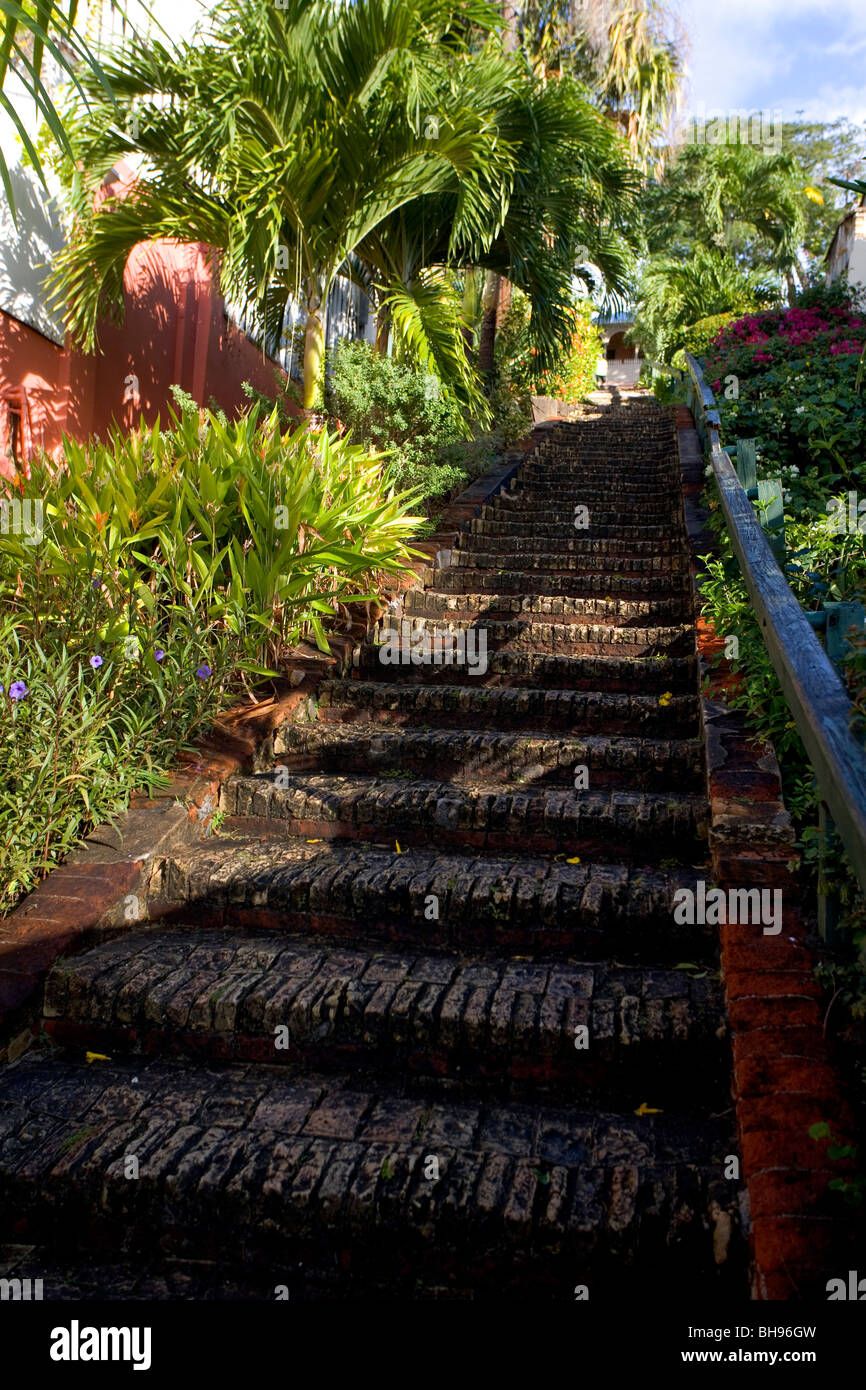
[0,220,289,480]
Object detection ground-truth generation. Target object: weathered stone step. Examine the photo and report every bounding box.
[149,840,712,959]
[0,1054,743,1295]
[450,549,688,575]
[457,534,682,559]
[267,725,703,791]
[506,486,680,508]
[219,773,707,859]
[472,517,677,541]
[43,930,728,1099]
[490,497,680,523]
[355,645,696,691]
[316,679,701,736]
[431,566,691,599]
[505,486,681,508]
[403,588,692,624]
[514,462,678,484]
[366,615,692,662]
[0,1245,289,1301]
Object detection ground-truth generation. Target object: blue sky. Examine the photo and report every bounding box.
[680,0,866,126]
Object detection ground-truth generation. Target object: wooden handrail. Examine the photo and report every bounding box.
[682,352,866,898]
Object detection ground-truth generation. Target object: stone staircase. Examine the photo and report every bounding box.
[0,398,747,1300]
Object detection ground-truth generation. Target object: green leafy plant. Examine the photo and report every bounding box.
[326,339,470,504]
[809,1121,865,1207]
[0,401,422,914]
[496,289,601,401]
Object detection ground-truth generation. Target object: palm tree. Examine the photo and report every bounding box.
[355,67,638,382]
[53,0,516,411]
[53,0,638,414]
[598,1,684,172]
[468,1,682,366]
[642,143,807,297]
[511,2,685,170]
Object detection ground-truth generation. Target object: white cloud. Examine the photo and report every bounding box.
[679,0,866,122]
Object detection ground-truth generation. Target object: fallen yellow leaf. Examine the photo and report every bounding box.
[306,838,322,843]
[86,1051,111,1065]
[634,1102,663,1116]
[566,856,581,864]
[395,840,402,854]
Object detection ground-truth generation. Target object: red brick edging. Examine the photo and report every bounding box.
[677,407,858,1300]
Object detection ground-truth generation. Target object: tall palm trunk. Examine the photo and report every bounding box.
[478,269,501,375]
[477,2,520,375]
[303,277,325,412]
[375,310,390,355]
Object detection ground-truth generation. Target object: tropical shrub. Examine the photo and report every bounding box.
[497,290,601,401]
[631,246,779,363]
[0,400,421,912]
[678,311,747,360]
[0,579,239,916]
[8,397,422,663]
[326,339,470,503]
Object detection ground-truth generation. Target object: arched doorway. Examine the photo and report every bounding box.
[605,331,640,386]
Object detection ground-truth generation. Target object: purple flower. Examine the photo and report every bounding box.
[9,680,28,700]
[89,655,104,669]
[195,663,212,680]
[91,575,102,590]
[153,648,165,662]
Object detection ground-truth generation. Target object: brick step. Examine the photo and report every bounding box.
[553,428,674,440]
[513,463,678,484]
[315,680,701,736]
[536,441,673,452]
[0,1055,744,1296]
[543,450,675,463]
[43,930,728,1101]
[403,589,692,624]
[532,444,675,453]
[149,839,712,960]
[471,517,678,541]
[218,773,708,859]
[457,534,682,559]
[431,567,691,599]
[449,550,688,575]
[490,498,680,523]
[506,486,680,507]
[267,725,704,791]
[504,456,675,473]
[366,615,692,659]
[517,484,677,501]
[549,442,674,454]
[0,1246,291,1301]
[354,646,696,691]
[541,433,674,446]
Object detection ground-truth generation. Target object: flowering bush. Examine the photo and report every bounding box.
[496,291,602,403]
[676,310,748,361]
[698,285,866,1023]
[700,287,866,511]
